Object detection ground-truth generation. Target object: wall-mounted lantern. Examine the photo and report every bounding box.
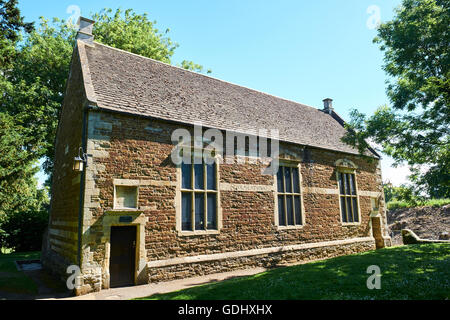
[73,147,88,172]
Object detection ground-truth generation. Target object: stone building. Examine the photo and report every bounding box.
[42,17,391,295]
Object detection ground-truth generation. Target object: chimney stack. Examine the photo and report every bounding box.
[323,98,334,115]
[76,17,95,44]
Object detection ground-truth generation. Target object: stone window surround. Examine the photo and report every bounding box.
[112,179,140,211]
[175,151,222,237]
[335,159,362,226]
[273,159,306,230]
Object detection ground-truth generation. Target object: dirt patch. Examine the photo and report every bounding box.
[387,204,450,246]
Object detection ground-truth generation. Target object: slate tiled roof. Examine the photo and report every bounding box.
[78,41,377,157]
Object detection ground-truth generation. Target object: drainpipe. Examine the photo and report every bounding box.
[77,104,90,268]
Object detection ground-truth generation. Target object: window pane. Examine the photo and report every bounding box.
[182,192,192,231]
[292,168,300,193]
[267,139,272,157]
[352,197,359,222]
[285,167,292,193]
[206,163,216,190]
[195,193,205,230]
[182,163,192,189]
[347,197,353,222]
[341,197,347,222]
[286,195,294,225]
[350,174,356,195]
[207,194,217,230]
[194,164,204,190]
[339,173,345,195]
[294,196,302,225]
[278,195,286,226]
[277,168,284,192]
[345,174,351,195]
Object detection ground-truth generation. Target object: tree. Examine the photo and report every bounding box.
[0,112,44,216]
[343,0,449,198]
[383,182,418,204]
[0,0,33,41]
[0,0,45,222]
[3,8,208,183]
[92,9,211,73]
[0,0,33,68]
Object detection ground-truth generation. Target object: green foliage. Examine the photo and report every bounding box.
[92,8,176,64]
[384,182,450,209]
[0,111,50,214]
[0,1,48,252]
[137,244,450,300]
[1,209,49,252]
[2,8,209,182]
[375,0,449,114]
[92,8,208,73]
[0,7,207,229]
[179,60,212,74]
[384,182,398,203]
[384,182,418,203]
[0,1,48,224]
[387,200,413,210]
[388,198,450,210]
[6,17,78,176]
[409,152,450,198]
[0,0,33,68]
[343,0,449,198]
[0,0,33,41]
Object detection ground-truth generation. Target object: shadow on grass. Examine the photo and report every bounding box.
[0,252,41,298]
[137,244,450,300]
[0,251,72,300]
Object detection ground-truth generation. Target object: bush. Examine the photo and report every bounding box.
[387,198,450,210]
[1,210,49,252]
[425,198,450,208]
[387,201,411,210]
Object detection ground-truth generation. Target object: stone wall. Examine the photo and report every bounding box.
[42,47,86,281]
[148,238,376,283]
[402,229,450,244]
[73,110,390,294]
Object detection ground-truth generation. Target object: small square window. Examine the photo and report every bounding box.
[115,186,138,209]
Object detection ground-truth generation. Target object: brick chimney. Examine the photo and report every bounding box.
[323,98,334,115]
[76,17,95,44]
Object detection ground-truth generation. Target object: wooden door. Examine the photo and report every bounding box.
[109,226,136,288]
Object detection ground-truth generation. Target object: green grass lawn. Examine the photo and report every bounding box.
[0,251,40,295]
[137,244,450,300]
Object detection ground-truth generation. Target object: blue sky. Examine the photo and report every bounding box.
[18,0,411,186]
